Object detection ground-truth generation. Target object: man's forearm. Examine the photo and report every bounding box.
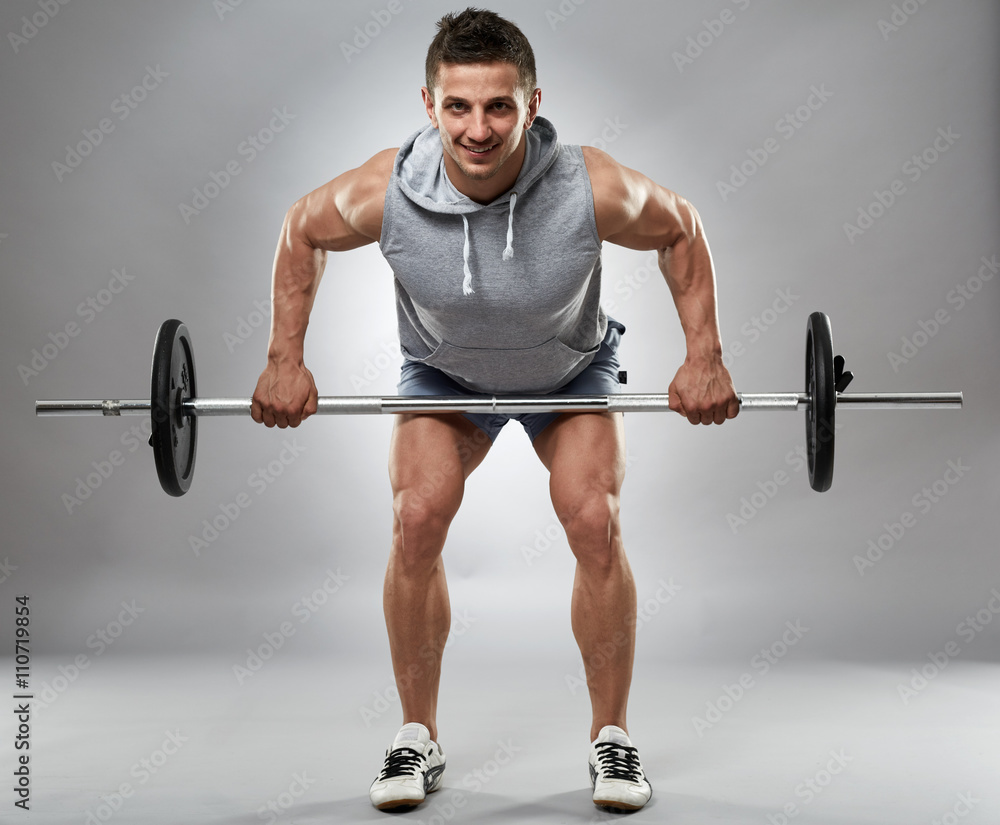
[266,206,328,365]
[658,217,723,361]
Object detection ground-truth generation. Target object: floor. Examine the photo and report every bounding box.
[7,654,999,824]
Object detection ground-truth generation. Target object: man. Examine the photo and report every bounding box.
[251,7,737,814]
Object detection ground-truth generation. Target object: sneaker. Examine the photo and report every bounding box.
[588,725,652,811]
[369,722,446,811]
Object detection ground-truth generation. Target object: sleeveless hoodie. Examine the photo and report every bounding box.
[379,116,609,394]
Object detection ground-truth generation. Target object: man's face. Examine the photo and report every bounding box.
[422,61,540,195]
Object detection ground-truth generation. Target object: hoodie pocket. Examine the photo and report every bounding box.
[408,336,601,394]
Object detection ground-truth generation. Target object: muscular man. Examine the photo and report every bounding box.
[251,7,737,814]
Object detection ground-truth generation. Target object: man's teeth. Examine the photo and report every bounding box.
[467,146,492,153]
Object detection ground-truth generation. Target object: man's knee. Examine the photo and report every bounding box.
[392,489,456,562]
[557,492,621,566]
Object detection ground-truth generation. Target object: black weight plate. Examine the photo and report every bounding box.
[150,319,198,496]
[805,311,835,492]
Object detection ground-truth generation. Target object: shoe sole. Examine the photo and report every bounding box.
[594,797,646,811]
[375,798,423,812]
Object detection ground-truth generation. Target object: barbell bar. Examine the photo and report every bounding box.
[35,393,964,417]
[34,312,963,497]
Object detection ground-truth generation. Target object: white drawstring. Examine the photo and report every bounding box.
[461,192,518,296]
[503,191,517,261]
[461,214,474,295]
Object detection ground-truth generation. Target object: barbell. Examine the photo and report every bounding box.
[34,312,962,497]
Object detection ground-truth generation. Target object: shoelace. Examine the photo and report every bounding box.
[594,742,643,782]
[378,746,425,780]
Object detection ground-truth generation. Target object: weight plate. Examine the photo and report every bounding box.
[806,311,835,492]
[150,319,198,496]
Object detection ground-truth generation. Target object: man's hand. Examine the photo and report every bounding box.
[250,360,319,428]
[668,355,739,425]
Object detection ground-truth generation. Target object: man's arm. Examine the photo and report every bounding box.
[251,148,396,428]
[582,146,738,425]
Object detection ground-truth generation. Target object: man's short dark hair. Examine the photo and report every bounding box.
[425,8,537,102]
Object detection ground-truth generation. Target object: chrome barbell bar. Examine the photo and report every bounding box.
[35,391,964,418]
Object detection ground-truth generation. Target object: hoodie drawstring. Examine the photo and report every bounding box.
[503,191,517,261]
[461,214,474,295]
[461,192,518,296]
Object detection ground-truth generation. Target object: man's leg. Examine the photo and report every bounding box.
[384,413,492,742]
[532,411,636,741]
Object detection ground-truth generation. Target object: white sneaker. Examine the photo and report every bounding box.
[369,722,446,811]
[588,725,652,811]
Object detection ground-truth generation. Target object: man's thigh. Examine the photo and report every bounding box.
[389,413,493,503]
[531,411,626,497]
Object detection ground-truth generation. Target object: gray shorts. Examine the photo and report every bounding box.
[396,319,625,442]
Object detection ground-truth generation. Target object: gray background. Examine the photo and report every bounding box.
[1,1,998,823]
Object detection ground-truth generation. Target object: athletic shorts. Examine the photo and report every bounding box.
[396,319,625,442]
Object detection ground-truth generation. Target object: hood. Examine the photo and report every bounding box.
[392,116,561,295]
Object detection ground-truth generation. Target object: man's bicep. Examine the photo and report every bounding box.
[292,148,396,252]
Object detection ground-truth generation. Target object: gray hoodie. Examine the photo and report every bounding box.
[379,116,608,394]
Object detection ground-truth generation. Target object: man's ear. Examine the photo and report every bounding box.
[525,87,542,129]
[421,86,439,128]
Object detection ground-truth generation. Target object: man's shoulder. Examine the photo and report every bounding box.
[579,145,627,193]
[354,147,399,193]
[578,146,652,243]
[579,146,632,215]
